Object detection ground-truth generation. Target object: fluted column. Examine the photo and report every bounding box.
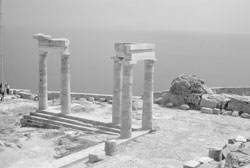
[38,51,48,110]
[142,60,155,130]
[60,51,71,114]
[112,58,123,125]
[120,61,134,139]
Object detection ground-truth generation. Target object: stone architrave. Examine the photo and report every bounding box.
[34,33,71,114]
[142,60,155,130]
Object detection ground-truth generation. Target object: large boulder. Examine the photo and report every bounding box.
[162,91,201,108]
[170,74,213,95]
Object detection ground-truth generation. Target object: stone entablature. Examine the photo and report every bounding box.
[114,43,155,62]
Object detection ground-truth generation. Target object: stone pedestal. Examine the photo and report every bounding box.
[60,52,71,114]
[112,58,123,125]
[142,60,155,130]
[120,61,133,139]
[38,51,48,110]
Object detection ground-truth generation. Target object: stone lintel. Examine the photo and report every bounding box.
[34,33,70,52]
[115,43,155,53]
[114,43,155,61]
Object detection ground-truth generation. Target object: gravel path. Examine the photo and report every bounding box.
[79,106,250,168]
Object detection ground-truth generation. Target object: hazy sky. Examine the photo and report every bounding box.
[3,0,250,34]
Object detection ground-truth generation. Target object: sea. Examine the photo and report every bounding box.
[2,26,250,95]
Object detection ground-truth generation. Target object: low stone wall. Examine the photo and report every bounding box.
[48,91,113,101]
[212,87,250,96]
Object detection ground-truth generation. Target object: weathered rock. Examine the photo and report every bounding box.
[87,97,95,102]
[170,74,213,95]
[180,104,190,110]
[224,152,250,168]
[162,92,185,107]
[199,94,229,109]
[226,94,250,114]
[162,91,201,108]
[154,97,162,105]
[201,107,213,114]
[222,110,232,116]
[241,113,250,119]
[213,108,221,115]
[232,111,240,117]
[166,102,174,108]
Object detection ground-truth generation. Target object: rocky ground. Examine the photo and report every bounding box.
[1,96,250,168]
[0,97,118,168]
[79,106,250,168]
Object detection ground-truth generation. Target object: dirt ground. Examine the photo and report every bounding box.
[1,97,250,168]
[78,106,250,168]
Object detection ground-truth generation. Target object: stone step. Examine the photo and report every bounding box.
[31,112,121,134]
[23,115,119,136]
[30,112,94,128]
[39,110,112,127]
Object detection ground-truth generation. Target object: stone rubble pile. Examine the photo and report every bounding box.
[183,135,250,168]
[160,74,250,115]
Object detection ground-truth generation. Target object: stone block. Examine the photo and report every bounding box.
[198,157,213,164]
[226,94,250,113]
[183,160,201,168]
[235,135,247,143]
[213,108,221,115]
[99,98,106,102]
[199,160,223,168]
[180,104,190,110]
[201,107,213,114]
[241,113,250,119]
[208,147,222,161]
[228,138,236,144]
[232,111,240,117]
[222,110,232,116]
[87,97,95,102]
[88,151,105,163]
[166,102,174,108]
[105,140,117,156]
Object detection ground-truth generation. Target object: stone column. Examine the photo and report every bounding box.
[38,51,48,111]
[60,51,71,114]
[120,61,134,139]
[142,60,155,130]
[112,58,123,125]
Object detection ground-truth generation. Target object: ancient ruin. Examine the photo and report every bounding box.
[33,33,71,114]
[112,43,156,138]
